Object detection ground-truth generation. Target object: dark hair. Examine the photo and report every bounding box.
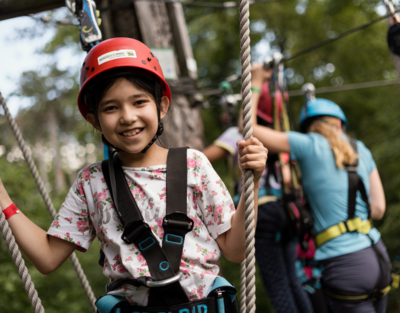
[83,70,164,126]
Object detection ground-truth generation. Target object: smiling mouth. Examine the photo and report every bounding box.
[121,128,143,137]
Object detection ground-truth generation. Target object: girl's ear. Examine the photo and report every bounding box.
[86,113,102,132]
[159,96,170,120]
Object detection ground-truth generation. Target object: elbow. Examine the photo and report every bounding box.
[371,205,386,220]
[225,252,245,264]
[36,261,60,275]
[371,203,386,220]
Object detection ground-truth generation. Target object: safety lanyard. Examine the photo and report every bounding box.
[101,147,193,307]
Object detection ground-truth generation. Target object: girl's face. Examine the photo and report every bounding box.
[89,78,169,154]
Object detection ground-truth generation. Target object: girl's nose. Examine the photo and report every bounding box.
[119,104,137,124]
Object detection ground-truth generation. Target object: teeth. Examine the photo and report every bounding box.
[122,129,142,136]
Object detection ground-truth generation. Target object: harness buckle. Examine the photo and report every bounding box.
[146,272,183,287]
[122,221,150,244]
[163,212,194,232]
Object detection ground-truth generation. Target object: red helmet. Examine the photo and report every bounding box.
[77,37,171,120]
[257,81,285,124]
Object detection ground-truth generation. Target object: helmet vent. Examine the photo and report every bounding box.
[91,67,95,72]
[142,60,146,64]
[147,57,151,62]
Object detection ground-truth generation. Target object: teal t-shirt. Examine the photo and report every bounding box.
[287,131,380,261]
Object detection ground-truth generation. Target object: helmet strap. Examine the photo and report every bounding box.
[141,78,163,154]
[102,134,122,153]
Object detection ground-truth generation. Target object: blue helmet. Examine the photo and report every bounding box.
[298,98,348,132]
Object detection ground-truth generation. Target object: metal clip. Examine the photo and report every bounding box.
[65,0,77,15]
[146,272,182,288]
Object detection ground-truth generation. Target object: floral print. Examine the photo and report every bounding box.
[47,149,235,306]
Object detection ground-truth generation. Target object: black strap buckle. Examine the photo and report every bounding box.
[106,277,155,293]
[122,221,150,244]
[163,212,194,232]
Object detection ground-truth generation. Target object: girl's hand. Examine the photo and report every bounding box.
[251,63,273,90]
[237,137,268,182]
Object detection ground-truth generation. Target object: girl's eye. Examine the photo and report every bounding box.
[104,105,117,112]
[134,100,146,106]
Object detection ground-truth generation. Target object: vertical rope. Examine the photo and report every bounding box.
[239,0,256,312]
[0,93,97,312]
[0,211,45,313]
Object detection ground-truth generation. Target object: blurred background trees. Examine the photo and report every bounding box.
[1,0,400,311]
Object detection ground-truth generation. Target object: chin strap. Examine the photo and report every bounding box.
[141,121,163,153]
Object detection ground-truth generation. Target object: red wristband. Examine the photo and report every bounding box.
[3,203,20,220]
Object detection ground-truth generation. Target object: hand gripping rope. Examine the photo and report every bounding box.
[0,93,97,312]
[238,0,256,312]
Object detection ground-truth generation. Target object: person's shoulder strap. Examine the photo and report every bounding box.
[346,138,370,219]
[166,147,188,215]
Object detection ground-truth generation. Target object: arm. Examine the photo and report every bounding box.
[239,63,291,154]
[369,168,385,220]
[216,137,267,263]
[0,180,77,275]
[202,145,229,164]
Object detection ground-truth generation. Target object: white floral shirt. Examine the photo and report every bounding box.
[47,149,236,305]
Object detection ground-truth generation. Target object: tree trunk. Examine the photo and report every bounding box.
[101,0,205,150]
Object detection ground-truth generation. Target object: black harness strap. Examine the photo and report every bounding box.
[347,139,370,220]
[101,148,192,307]
[162,147,193,274]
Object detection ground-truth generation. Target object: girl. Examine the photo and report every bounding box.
[0,38,268,312]
[245,64,389,313]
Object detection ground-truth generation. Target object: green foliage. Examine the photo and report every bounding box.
[2,0,400,312]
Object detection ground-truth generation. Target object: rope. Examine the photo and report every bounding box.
[0,93,97,312]
[284,9,400,62]
[0,211,45,313]
[239,0,256,311]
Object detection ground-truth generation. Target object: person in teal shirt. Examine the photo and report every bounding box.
[244,64,389,313]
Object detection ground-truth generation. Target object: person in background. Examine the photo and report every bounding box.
[248,63,389,313]
[213,83,313,312]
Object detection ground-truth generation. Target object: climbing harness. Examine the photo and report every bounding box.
[315,139,399,302]
[97,148,238,313]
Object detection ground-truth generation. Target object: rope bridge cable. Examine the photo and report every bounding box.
[0,211,45,313]
[225,78,400,101]
[0,93,97,313]
[284,8,400,62]
[287,78,400,96]
[239,0,256,312]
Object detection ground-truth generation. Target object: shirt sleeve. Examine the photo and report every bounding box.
[287,131,315,161]
[188,150,236,240]
[357,140,377,174]
[47,171,96,252]
[213,126,243,156]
